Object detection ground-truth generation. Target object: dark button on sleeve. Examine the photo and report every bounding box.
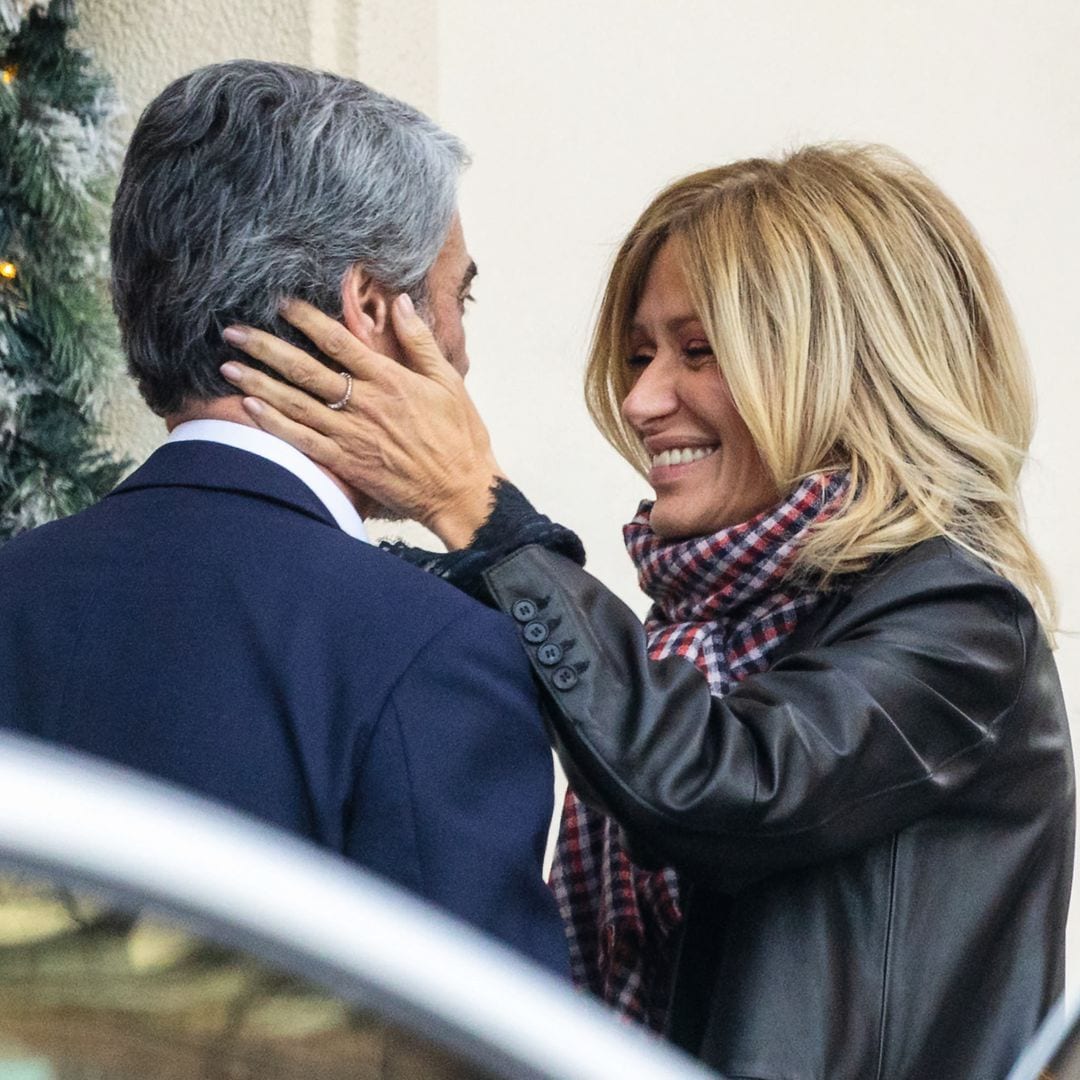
[511,599,538,623]
[552,666,579,691]
[523,620,549,644]
[537,642,563,667]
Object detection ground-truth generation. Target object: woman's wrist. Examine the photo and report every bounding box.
[382,479,586,602]
[423,468,505,550]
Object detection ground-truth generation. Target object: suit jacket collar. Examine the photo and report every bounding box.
[108,440,339,531]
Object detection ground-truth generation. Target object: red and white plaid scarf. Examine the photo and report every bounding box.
[549,472,850,1031]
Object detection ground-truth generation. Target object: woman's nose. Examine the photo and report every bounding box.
[621,355,679,431]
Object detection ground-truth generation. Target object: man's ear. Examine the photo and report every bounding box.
[340,264,390,345]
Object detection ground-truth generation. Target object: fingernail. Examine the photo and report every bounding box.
[395,292,415,316]
[242,397,265,416]
[222,326,249,345]
[220,362,243,381]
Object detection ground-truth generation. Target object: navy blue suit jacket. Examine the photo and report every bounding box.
[0,440,568,976]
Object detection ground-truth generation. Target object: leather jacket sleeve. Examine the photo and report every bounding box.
[483,541,1028,894]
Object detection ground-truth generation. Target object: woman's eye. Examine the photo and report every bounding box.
[626,353,653,368]
[458,291,476,313]
[683,345,714,367]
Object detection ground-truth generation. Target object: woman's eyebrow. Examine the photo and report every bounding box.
[628,313,702,334]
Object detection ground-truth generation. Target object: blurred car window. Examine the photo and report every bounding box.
[0,732,744,1080]
[1006,996,1080,1080]
[0,874,488,1080]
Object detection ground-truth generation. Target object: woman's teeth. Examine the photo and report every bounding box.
[652,445,718,468]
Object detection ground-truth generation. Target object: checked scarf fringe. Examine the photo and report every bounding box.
[549,471,850,1032]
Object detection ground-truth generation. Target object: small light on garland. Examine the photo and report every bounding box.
[0,262,17,281]
[1,65,16,86]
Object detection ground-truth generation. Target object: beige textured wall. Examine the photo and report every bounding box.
[353,0,437,118]
[75,0,311,127]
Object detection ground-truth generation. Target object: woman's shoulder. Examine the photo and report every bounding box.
[845,536,1024,614]
[795,536,1063,744]
[814,536,1036,657]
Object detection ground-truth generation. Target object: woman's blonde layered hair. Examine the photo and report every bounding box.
[586,144,1055,630]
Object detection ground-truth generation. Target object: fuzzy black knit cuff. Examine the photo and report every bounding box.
[379,479,586,602]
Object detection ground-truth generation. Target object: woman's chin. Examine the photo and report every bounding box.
[648,501,764,540]
[647,507,704,542]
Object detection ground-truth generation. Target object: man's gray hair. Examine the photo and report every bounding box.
[110,60,468,416]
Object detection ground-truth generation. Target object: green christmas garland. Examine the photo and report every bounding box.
[0,0,128,542]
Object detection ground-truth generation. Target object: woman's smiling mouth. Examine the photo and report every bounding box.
[650,444,719,470]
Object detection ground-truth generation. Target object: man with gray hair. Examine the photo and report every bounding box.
[0,60,569,976]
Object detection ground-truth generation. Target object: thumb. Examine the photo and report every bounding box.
[392,292,455,379]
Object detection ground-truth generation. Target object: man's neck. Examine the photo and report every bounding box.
[166,397,369,515]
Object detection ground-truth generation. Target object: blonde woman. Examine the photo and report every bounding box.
[219,145,1072,1080]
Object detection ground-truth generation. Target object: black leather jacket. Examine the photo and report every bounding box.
[483,537,1073,1080]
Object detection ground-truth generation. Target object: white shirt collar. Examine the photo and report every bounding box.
[167,419,369,544]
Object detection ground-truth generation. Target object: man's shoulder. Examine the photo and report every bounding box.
[0,489,525,673]
[0,504,103,570]
[281,527,522,657]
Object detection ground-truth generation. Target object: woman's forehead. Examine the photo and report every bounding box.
[625,239,706,332]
